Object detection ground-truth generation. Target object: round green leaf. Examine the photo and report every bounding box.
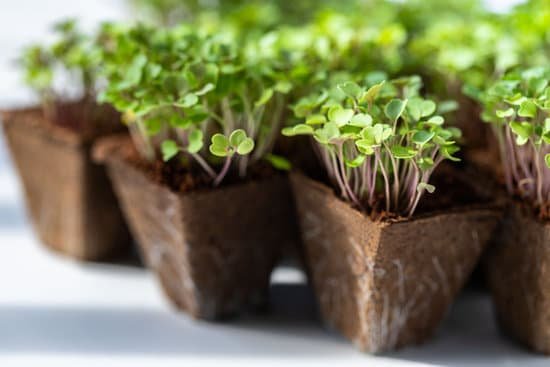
[412,131,435,146]
[236,137,254,155]
[384,99,408,122]
[210,133,230,157]
[265,154,291,171]
[187,129,203,154]
[161,140,179,162]
[328,107,354,126]
[229,129,247,147]
[306,114,327,125]
[391,145,417,159]
[350,113,373,127]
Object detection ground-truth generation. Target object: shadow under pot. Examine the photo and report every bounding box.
[486,202,550,355]
[0,103,130,260]
[290,172,501,353]
[93,136,300,320]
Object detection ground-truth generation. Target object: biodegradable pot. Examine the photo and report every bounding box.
[0,104,130,260]
[486,202,550,354]
[94,137,301,320]
[290,172,501,353]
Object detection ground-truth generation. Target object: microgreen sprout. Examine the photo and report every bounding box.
[99,24,292,186]
[21,19,102,123]
[480,67,550,217]
[283,75,461,217]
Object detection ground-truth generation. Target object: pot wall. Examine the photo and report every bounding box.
[1,107,130,260]
[290,173,501,353]
[100,142,301,319]
[486,202,550,354]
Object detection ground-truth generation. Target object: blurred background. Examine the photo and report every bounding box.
[0,1,548,366]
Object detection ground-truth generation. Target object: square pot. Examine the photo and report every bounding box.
[486,202,550,354]
[94,136,301,320]
[1,105,130,260]
[290,172,501,353]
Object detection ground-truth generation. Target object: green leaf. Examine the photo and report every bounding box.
[314,122,340,144]
[355,140,375,155]
[391,145,417,159]
[496,108,515,118]
[349,113,372,127]
[123,54,147,87]
[229,129,247,147]
[328,107,354,126]
[255,88,274,107]
[441,145,461,161]
[281,124,314,136]
[176,93,198,108]
[195,83,215,96]
[545,153,550,168]
[360,80,385,104]
[305,114,327,125]
[420,100,437,117]
[161,140,179,161]
[338,81,362,99]
[236,137,254,155]
[187,129,203,154]
[426,115,444,126]
[384,99,408,122]
[417,182,436,194]
[345,154,366,168]
[412,131,435,146]
[265,154,291,171]
[518,100,537,118]
[210,134,230,157]
[509,121,532,145]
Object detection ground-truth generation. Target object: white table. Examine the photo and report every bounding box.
[1,1,546,366]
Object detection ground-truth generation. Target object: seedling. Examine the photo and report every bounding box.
[479,67,550,217]
[99,24,292,186]
[283,75,461,217]
[21,19,101,124]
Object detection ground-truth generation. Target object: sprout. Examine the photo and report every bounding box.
[284,76,461,218]
[99,24,292,186]
[20,19,102,123]
[479,67,550,217]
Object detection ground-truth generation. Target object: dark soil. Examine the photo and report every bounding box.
[49,99,122,140]
[111,137,280,194]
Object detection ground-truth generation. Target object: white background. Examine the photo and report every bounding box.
[0,1,548,366]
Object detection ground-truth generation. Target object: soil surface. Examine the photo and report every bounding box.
[2,100,122,143]
[109,137,281,194]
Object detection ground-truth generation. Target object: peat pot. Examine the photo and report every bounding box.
[290,172,501,353]
[94,136,301,320]
[486,202,550,354]
[0,104,130,260]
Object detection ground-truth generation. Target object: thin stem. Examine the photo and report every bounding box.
[214,155,233,187]
[191,153,216,179]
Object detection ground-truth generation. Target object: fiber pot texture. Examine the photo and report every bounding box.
[486,202,550,354]
[0,105,130,260]
[290,172,501,353]
[94,136,300,320]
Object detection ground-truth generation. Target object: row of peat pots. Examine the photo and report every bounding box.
[1,103,549,355]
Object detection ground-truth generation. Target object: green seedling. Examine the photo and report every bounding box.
[284,75,461,217]
[480,66,550,217]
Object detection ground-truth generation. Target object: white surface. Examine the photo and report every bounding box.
[1,0,547,366]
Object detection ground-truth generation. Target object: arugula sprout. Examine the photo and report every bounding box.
[479,67,550,216]
[99,24,292,186]
[21,19,102,121]
[283,75,461,217]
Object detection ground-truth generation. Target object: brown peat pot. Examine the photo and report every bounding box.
[486,202,550,354]
[290,172,501,353]
[94,136,300,320]
[0,104,130,260]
